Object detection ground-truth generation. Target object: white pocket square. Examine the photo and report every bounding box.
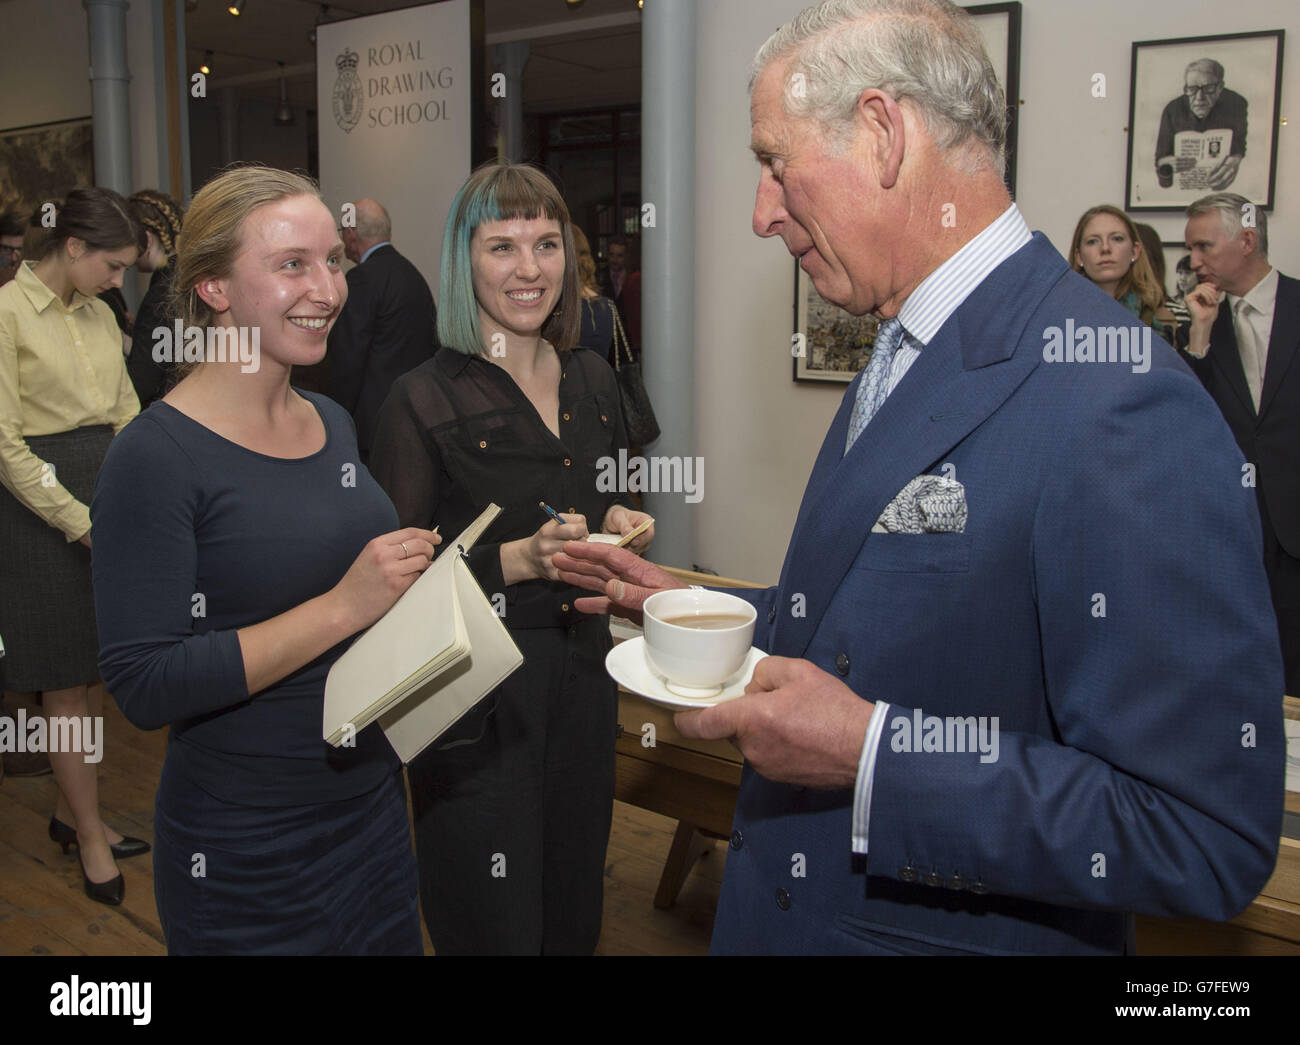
[872,475,967,534]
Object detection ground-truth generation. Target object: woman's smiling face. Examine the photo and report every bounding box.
[209,194,346,368]
[471,216,565,343]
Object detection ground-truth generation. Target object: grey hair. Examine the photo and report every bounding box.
[1185,58,1225,83]
[750,0,1006,174]
[1186,192,1268,257]
[354,200,392,241]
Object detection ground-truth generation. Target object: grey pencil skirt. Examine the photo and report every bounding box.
[0,425,113,692]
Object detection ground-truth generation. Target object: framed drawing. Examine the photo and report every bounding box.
[1160,241,1196,301]
[0,117,94,217]
[792,263,879,384]
[1126,31,1284,212]
[964,2,1022,197]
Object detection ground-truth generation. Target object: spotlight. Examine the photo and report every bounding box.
[275,64,295,125]
[200,50,213,75]
[228,0,244,15]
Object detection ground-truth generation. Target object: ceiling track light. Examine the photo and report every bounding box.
[199,50,212,75]
[275,62,295,126]
[228,0,245,16]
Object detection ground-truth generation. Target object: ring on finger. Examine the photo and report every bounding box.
[401,542,409,558]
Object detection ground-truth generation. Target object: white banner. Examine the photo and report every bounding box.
[316,0,472,294]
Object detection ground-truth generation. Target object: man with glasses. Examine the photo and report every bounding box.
[1155,57,1247,191]
[0,209,25,287]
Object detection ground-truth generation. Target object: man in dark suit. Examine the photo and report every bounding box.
[555,0,1283,954]
[1181,192,1298,695]
[328,198,437,461]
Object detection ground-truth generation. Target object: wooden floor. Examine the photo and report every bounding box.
[0,697,724,956]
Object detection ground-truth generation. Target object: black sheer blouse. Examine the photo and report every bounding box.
[369,346,631,630]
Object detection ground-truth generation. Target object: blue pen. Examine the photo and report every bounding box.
[538,501,568,525]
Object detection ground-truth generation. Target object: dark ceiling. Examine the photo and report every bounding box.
[187,0,642,112]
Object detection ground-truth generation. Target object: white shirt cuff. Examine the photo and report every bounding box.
[850,700,890,854]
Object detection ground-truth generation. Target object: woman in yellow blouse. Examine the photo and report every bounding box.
[0,188,146,905]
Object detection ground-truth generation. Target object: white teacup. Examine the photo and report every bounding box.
[642,589,757,697]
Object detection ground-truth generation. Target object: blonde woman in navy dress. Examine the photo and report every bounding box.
[91,165,439,953]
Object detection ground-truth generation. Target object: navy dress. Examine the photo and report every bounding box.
[91,391,420,955]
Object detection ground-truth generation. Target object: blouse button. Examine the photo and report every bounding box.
[478,440,487,449]
[562,412,570,422]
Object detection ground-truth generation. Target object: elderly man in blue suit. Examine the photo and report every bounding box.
[557,0,1283,955]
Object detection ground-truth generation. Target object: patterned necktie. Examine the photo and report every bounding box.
[1233,298,1263,411]
[845,317,906,455]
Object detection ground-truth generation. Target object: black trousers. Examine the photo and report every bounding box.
[408,616,617,955]
[1259,495,1300,697]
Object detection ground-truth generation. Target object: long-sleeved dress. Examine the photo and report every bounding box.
[91,390,420,954]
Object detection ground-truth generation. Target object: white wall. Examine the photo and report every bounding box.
[691,0,1300,584]
[0,0,91,131]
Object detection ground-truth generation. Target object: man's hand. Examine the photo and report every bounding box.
[1206,153,1243,190]
[1183,280,1223,358]
[553,540,683,622]
[674,656,873,789]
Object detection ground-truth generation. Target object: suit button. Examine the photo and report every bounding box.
[923,870,943,887]
[767,606,775,624]
[834,652,850,676]
[969,880,990,896]
[563,458,571,467]
[562,412,570,422]
[560,603,569,613]
[946,874,966,891]
[898,865,917,883]
[478,440,487,449]
[729,830,743,850]
[775,888,791,911]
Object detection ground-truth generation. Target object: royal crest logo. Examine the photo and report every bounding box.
[333,48,363,133]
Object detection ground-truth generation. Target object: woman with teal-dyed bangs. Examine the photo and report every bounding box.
[369,163,654,954]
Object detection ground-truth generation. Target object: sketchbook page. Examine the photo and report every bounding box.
[379,557,523,762]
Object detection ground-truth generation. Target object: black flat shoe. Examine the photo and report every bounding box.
[79,852,124,907]
[49,817,151,859]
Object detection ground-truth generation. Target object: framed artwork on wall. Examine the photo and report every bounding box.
[1125,30,1284,212]
[964,2,1022,197]
[792,262,879,384]
[0,117,94,217]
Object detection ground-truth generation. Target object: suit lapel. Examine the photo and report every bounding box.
[1209,302,1256,418]
[770,235,1068,658]
[1259,274,1300,418]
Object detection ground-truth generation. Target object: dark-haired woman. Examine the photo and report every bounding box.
[125,190,184,407]
[0,188,146,905]
[371,163,653,954]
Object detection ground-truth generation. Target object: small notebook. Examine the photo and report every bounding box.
[586,516,653,547]
[323,504,523,763]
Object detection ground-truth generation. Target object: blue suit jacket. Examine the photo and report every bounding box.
[711,234,1284,955]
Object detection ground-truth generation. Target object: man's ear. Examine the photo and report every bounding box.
[1238,227,1258,257]
[195,276,231,317]
[856,89,906,189]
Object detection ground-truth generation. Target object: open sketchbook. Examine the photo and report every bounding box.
[323,504,523,763]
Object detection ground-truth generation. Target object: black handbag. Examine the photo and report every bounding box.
[609,300,660,447]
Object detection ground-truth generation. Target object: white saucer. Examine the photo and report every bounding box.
[606,637,767,709]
